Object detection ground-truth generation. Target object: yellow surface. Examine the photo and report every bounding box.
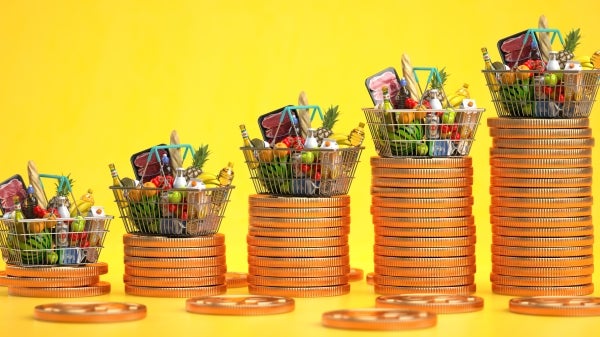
[1,0,600,335]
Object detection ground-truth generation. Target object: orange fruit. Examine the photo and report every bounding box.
[399,111,415,124]
[515,65,531,81]
[273,142,289,159]
[141,181,158,198]
[501,71,516,85]
[127,188,142,202]
[258,148,274,163]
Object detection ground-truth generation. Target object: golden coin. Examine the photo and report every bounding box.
[248,265,351,278]
[492,265,594,277]
[248,255,350,268]
[348,268,364,282]
[489,127,592,139]
[124,255,226,268]
[8,281,111,298]
[249,206,350,218]
[1,275,99,288]
[249,216,350,228]
[5,263,108,278]
[373,216,474,228]
[225,272,248,288]
[490,206,592,217]
[249,284,350,298]
[247,275,349,287]
[509,296,600,316]
[374,245,475,258]
[492,225,594,238]
[374,284,476,296]
[122,233,225,248]
[186,295,294,315]
[492,255,594,268]
[375,225,475,238]
[490,186,592,198]
[370,186,472,198]
[492,284,594,297]
[248,194,350,208]
[491,167,593,178]
[375,255,476,268]
[372,177,473,188]
[491,274,592,287]
[487,117,590,129]
[34,302,147,323]
[124,245,226,258]
[492,235,594,247]
[246,235,348,248]
[370,156,472,169]
[374,274,474,287]
[371,167,473,179]
[491,244,593,257]
[491,177,593,188]
[371,196,474,208]
[124,284,226,298]
[321,308,437,331]
[372,206,472,218]
[248,226,349,238]
[491,196,594,208]
[492,138,595,149]
[375,294,484,314]
[490,157,592,168]
[366,272,374,285]
[123,274,225,288]
[375,235,476,248]
[490,215,592,228]
[247,245,349,258]
[490,147,592,159]
[124,265,227,278]
[375,265,476,278]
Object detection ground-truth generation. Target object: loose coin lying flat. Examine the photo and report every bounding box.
[34,302,146,323]
[372,177,473,188]
[225,272,248,288]
[249,206,350,218]
[490,167,593,178]
[123,233,224,248]
[375,294,484,314]
[348,268,364,282]
[5,263,108,278]
[248,194,349,208]
[248,284,350,298]
[370,156,471,169]
[124,255,226,268]
[370,186,473,198]
[8,282,111,298]
[374,284,476,296]
[490,157,592,169]
[372,196,474,209]
[489,187,592,198]
[509,296,600,316]
[491,255,594,268]
[186,295,294,315]
[490,148,592,159]
[124,284,226,298]
[124,265,227,278]
[373,216,474,228]
[248,255,349,268]
[489,127,592,139]
[492,265,594,278]
[487,117,589,129]
[371,167,473,179]
[321,308,436,331]
[375,255,476,268]
[492,284,594,297]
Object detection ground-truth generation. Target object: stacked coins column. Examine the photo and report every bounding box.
[370,156,477,295]
[247,195,351,297]
[488,117,594,296]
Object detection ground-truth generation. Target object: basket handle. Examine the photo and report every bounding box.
[141,144,196,179]
[38,173,78,214]
[511,28,564,70]
[412,67,450,107]
[271,105,324,146]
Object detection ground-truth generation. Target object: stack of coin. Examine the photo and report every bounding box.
[488,117,595,296]
[370,156,476,295]
[123,233,227,297]
[247,195,351,297]
[1,263,110,297]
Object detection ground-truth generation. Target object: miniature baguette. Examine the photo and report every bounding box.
[169,130,184,170]
[401,53,420,101]
[538,15,552,63]
[27,160,47,208]
[297,91,311,138]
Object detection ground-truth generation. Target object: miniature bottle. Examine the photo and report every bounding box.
[218,162,235,186]
[240,124,259,169]
[428,89,443,110]
[304,128,319,149]
[482,47,500,92]
[22,185,38,219]
[108,163,127,208]
[395,78,411,109]
[546,51,561,71]
[173,167,188,188]
[347,122,366,146]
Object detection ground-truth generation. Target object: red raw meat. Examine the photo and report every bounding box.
[261,112,293,145]
[367,71,400,104]
[134,149,167,181]
[501,34,534,67]
[0,178,26,212]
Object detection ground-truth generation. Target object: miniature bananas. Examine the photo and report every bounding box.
[446,83,471,108]
[198,172,221,186]
[69,188,95,216]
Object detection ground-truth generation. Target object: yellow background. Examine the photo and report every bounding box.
[1,0,600,335]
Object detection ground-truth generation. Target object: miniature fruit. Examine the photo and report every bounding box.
[399,110,415,124]
[141,181,158,198]
[544,73,558,86]
[71,215,85,232]
[315,105,340,144]
[167,191,183,204]
[501,71,517,85]
[273,142,289,159]
[258,148,274,163]
[515,65,531,80]
[416,141,428,156]
[557,28,581,68]
[301,151,315,164]
[127,188,142,203]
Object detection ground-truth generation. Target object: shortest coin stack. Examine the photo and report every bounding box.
[123,233,227,297]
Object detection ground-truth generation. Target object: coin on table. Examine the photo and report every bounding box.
[186,295,294,315]
[490,274,592,287]
[225,272,248,288]
[0,275,99,288]
[490,157,592,169]
[5,263,109,278]
[487,117,590,129]
[247,245,349,258]
[374,255,476,268]
[489,206,592,218]
[374,284,476,296]
[248,194,350,208]
[375,225,475,238]
[492,265,594,278]
[124,284,226,298]
[375,265,476,278]
[490,167,593,178]
[248,265,351,278]
[489,186,592,198]
[249,216,350,229]
[247,275,349,287]
[374,245,475,258]
[373,274,474,287]
[375,294,484,314]
[374,235,476,248]
[249,284,350,298]
[249,206,350,218]
[124,245,226,258]
[372,177,473,188]
[371,167,473,179]
[371,196,474,209]
[124,255,226,268]
[123,275,226,288]
[491,255,594,268]
[370,156,472,169]
[370,186,473,198]
[492,137,595,149]
[8,281,111,298]
[248,225,349,238]
[372,206,472,218]
[373,216,474,228]
[122,233,225,248]
[248,255,350,268]
[509,296,600,316]
[492,225,594,238]
[348,268,364,282]
[124,265,227,278]
[246,235,348,248]
[489,127,592,139]
[491,244,593,257]
[490,215,592,228]
[490,147,592,159]
[321,308,436,331]
[492,284,594,297]
[34,302,146,323]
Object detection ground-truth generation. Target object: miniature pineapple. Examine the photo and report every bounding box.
[557,28,581,68]
[315,105,340,144]
[46,174,74,211]
[184,144,210,180]
[421,67,448,104]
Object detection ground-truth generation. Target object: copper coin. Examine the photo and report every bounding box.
[490,196,594,208]
[248,265,351,278]
[375,226,475,238]
[371,206,472,218]
[124,255,226,268]
[374,245,475,258]
[225,272,248,288]
[372,196,474,209]
[374,284,476,296]
[492,235,594,247]
[487,117,590,129]
[124,284,226,298]
[247,275,349,287]
[509,296,600,316]
[492,225,594,238]
[124,265,227,278]
[248,194,350,208]
[373,216,474,228]
[249,206,350,218]
[490,274,592,287]
[489,206,592,217]
[186,295,294,315]
[1,275,100,288]
[490,157,592,169]
[249,284,350,298]
[246,235,348,248]
[123,274,225,288]
[321,308,436,331]
[34,302,147,323]
[492,265,594,277]
[348,268,364,282]
[247,245,349,258]
[375,235,476,248]
[370,186,472,198]
[371,167,473,179]
[492,138,595,149]
[366,272,374,285]
[491,255,594,268]
[122,233,225,248]
[8,281,111,298]
[490,215,592,228]
[375,255,476,268]
[490,186,592,198]
[375,265,476,278]
[491,167,593,178]
[374,274,474,287]
[370,156,472,168]
[492,284,594,297]
[248,226,349,238]
[491,244,593,257]
[372,177,473,188]
[490,148,592,159]
[5,263,108,278]
[489,127,592,139]
[124,245,225,258]
[375,294,484,314]
[248,255,349,268]
[249,216,350,228]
